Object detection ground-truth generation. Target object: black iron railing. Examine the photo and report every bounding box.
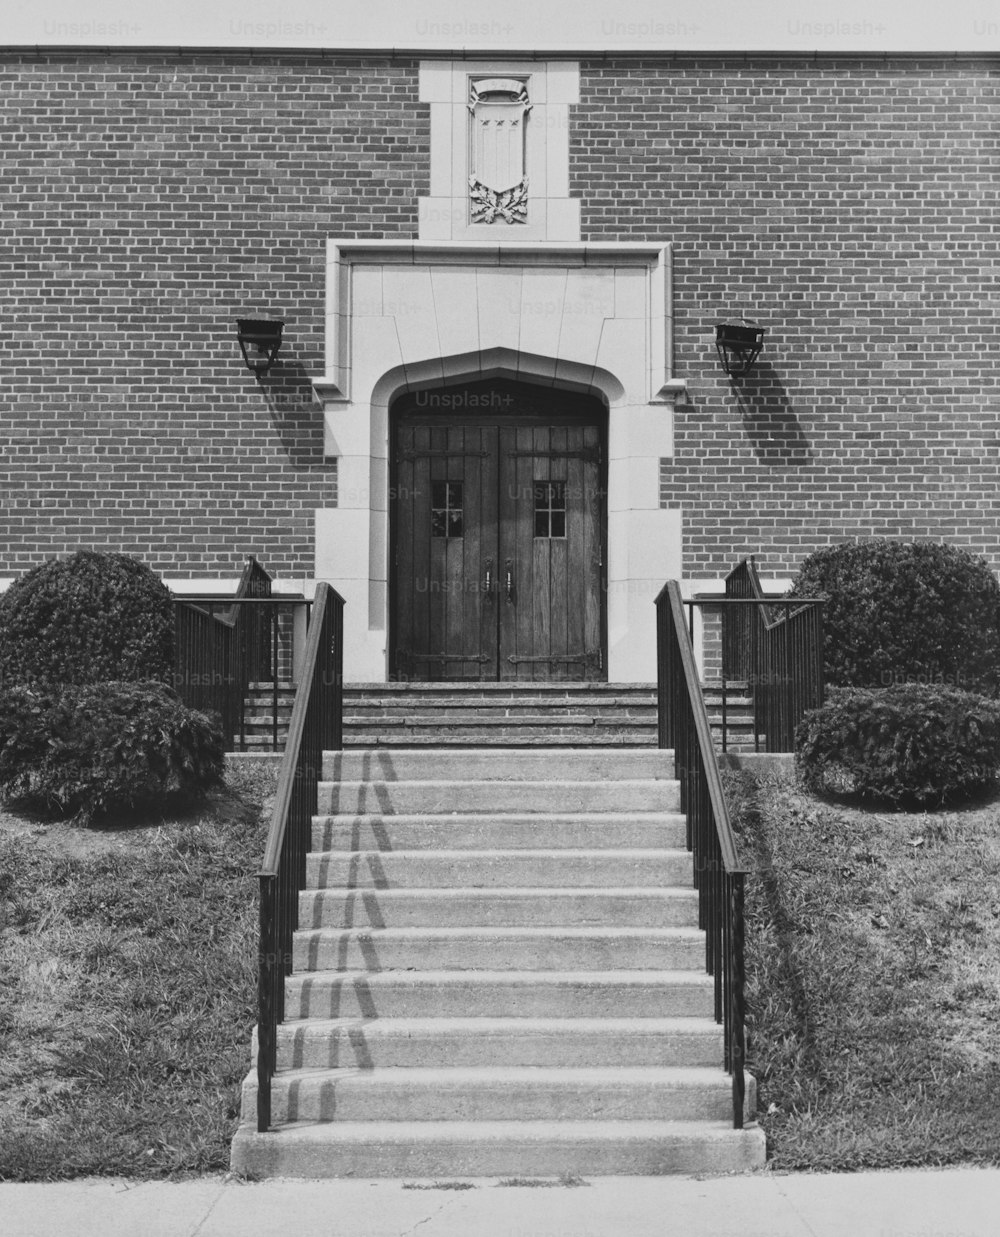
[657,580,747,1129]
[173,557,311,751]
[688,557,824,753]
[725,557,825,752]
[256,582,344,1132]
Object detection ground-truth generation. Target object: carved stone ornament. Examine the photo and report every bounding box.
[468,77,531,224]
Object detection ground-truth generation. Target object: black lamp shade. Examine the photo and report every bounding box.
[715,323,765,379]
[237,318,284,374]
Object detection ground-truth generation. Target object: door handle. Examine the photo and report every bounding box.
[505,559,514,604]
[484,558,493,600]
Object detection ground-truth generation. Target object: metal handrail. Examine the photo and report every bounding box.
[656,579,747,1128]
[172,556,274,746]
[173,559,319,752]
[717,557,825,752]
[727,555,817,631]
[256,582,344,1132]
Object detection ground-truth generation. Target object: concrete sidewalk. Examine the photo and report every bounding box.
[2,1169,996,1237]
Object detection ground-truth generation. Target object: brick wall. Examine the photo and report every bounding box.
[0,51,426,577]
[575,56,1000,577]
[2,51,997,582]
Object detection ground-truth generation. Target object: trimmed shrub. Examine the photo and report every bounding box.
[0,681,224,824]
[788,539,1000,693]
[0,550,174,689]
[795,684,1000,807]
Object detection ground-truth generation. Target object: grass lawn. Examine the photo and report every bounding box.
[0,760,277,1181]
[728,769,1000,1171]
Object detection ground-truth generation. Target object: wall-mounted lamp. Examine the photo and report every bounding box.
[236,319,284,375]
[715,322,765,380]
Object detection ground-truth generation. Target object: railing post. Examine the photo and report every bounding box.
[257,873,277,1133]
[730,872,746,1130]
[271,613,280,751]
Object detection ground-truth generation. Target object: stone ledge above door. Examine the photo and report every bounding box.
[310,239,687,410]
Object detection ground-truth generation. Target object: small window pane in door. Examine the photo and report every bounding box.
[534,480,566,538]
[432,481,464,538]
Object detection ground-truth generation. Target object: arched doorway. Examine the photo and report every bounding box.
[389,378,608,681]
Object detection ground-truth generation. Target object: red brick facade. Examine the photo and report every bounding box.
[2,51,997,580]
[1,53,426,576]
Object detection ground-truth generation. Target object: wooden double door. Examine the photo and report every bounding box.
[391,382,607,681]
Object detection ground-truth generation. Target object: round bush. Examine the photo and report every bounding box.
[0,681,224,824]
[796,684,1000,807]
[788,539,1000,693]
[0,551,175,689]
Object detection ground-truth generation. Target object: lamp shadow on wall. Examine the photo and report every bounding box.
[730,362,812,465]
[258,360,326,471]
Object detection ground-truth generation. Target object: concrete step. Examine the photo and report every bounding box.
[317,780,681,815]
[298,886,700,929]
[341,685,658,747]
[343,683,656,700]
[275,1015,724,1070]
[310,812,688,852]
[344,707,658,717]
[344,730,657,747]
[231,735,287,750]
[305,849,694,890]
[230,1117,766,1178]
[291,926,706,972]
[243,1065,743,1125]
[323,748,674,782]
[283,969,715,1020]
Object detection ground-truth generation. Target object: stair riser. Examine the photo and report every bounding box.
[276,1029,723,1071]
[344,732,656,747]
[344,690,656,705]
[283,981,714,1020]
[291,934,706,973]
[344,725,657,739]
[346,705,657,718]
[345,733,657,747]
[317,783,681,814]
[299,889,700,929]
[244,1079,735,1125]
[306,852,694,889]
[324,750,674,782]
[230,1126,767,1178]
[310,817,688,851]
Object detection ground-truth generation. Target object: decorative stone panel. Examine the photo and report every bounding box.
[418,59,580,242]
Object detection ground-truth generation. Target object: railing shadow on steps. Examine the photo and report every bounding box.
[256,582,344,1132]
[656,580,747,1129]
[173,556,312,752]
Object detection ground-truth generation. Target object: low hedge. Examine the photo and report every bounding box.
[0,681,224,824]
[796,684,1000,807]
